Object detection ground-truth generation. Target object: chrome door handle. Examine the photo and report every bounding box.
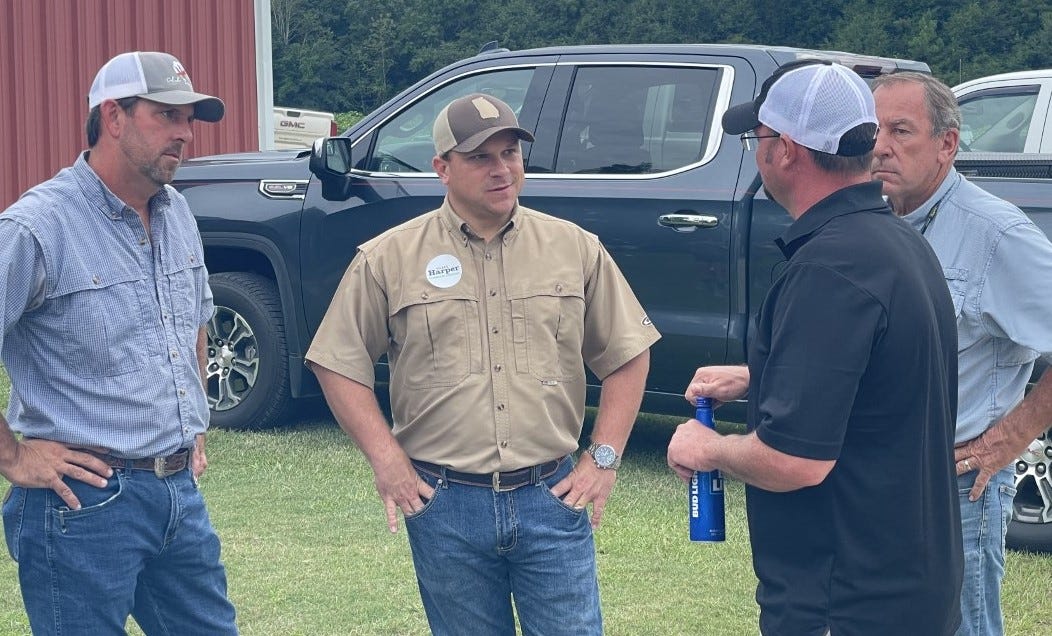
[658,213,719,230]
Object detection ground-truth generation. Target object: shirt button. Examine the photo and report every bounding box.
[485,252,493,261]
[421,292,430,300]
[500,441,508,448]
[139,238,147,246]
[178,388,186,396]
[92,275,100,285]
[491,327,499,334]
[489,290,497,297]
[494,364,502,373]
[497,403,505,411]
[556,284,563,293]
[170,351,179,359]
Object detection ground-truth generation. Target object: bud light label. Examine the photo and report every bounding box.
[689,396,726,542]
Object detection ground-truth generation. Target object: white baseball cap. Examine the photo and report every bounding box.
[88,51,224,122]
[722,60,877,157]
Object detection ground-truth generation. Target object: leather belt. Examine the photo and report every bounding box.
[412,457,564,492]
[90,449,190,478]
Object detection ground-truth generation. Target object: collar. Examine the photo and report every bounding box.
[899,168,961,231]
[775,180,890,259]
[70,151,172,222]
[437,197,520,245]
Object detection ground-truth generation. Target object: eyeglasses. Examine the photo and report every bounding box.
[740,132,781,150]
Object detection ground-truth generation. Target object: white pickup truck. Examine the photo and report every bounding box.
[954,69,1052,153]
[273,106,338,150]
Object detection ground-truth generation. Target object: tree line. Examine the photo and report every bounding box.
[271,0,1052,116]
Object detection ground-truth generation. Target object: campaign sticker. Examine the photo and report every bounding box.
[425,254,463,288]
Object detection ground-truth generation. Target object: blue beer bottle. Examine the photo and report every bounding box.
[689,397,725,542]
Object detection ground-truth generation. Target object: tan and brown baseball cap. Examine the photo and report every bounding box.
[433,93,534,155]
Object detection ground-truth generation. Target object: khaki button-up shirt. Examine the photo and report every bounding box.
[307,200,660,473]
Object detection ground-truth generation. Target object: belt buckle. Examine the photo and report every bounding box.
[153,457,167,479]
[491,471,502,492]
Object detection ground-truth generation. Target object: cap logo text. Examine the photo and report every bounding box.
[168,60,192,86]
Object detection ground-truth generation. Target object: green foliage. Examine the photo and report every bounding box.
[270,0,1052,115]
[334,111,365,132]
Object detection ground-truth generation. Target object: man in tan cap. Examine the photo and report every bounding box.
[307,93,659,634]
[0,51,236,634]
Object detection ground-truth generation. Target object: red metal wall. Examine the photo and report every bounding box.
[0,0,260,208]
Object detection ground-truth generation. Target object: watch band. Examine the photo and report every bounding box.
[586,442,622,470]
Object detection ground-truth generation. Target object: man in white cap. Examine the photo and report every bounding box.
[0,52,237,634]
[667,61,963,635]
[306,93,659,634]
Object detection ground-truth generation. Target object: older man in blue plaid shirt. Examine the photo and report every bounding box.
[0,52,237,635]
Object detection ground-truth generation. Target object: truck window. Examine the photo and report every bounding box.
[368,68,537,173]
[958,86,1040,153]
[555,65,720,174]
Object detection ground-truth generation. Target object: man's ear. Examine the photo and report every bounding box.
[433,155,450,184]
[778,134,798,167]
[939,127,960,163]
[97,100,127,138]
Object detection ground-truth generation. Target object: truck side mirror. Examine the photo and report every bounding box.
[309,137,357,200]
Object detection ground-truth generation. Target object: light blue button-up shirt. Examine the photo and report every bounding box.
[0,153,213,457]
[902,168,1052,444]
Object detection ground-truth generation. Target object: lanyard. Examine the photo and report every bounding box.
[919,201,942,235]
[919,174,962,235]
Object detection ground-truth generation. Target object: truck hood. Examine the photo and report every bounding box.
[174,149,312,182]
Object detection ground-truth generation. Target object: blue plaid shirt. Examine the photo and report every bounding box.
[903,168,1052,444]
[0,153,213,457]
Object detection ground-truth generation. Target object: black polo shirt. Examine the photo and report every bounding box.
[746,181,963,635]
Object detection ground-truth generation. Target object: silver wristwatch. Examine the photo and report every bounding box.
[586,442,621,470]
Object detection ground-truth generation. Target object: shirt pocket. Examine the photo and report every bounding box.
[391,288,481,389]
[59,270,153,378]
[509,282,585,382]
[163,260,205,349]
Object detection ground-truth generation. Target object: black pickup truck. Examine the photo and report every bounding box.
[173,44,1052,552]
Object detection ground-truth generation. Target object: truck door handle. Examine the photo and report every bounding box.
[658,213,719,230]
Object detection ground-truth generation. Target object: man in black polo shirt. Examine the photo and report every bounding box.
[667,61,963,635]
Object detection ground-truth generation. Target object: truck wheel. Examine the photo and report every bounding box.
[1006,428,1052,553]
[205,272,292,430]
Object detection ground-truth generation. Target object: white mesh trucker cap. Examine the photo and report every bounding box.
[722,60,877,156]
[88,51,224,122]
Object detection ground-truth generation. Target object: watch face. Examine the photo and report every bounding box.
[593,444,616,467]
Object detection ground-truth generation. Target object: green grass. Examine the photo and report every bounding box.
[1,372,1050,634]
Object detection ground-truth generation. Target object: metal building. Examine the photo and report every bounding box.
[0,0,273,208]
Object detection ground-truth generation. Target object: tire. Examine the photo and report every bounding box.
[1006,427,1052,553]
[205,272,292,430]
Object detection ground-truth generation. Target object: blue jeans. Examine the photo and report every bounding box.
[956,467,1015,636]
[405,456,602,636]
[2,464,237,635]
